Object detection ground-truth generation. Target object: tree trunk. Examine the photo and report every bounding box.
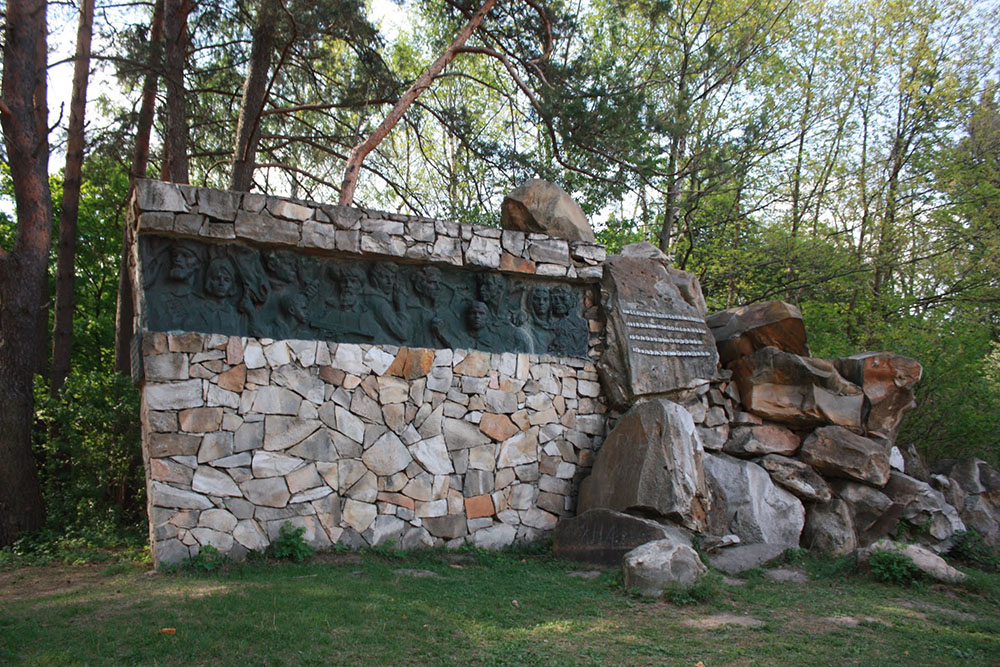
[162,0,190,183]
[51,0,96,396]
[0,0,52,545]
[338,0,497,206]
[229,0,279,192]
[115,0,164,375]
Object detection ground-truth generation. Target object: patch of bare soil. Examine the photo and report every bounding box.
[681,614,765,629]
[0,563,137,602]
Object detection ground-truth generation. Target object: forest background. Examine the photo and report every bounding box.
[0,0,998,549]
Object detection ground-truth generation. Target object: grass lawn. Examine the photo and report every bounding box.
[1,545,998,665]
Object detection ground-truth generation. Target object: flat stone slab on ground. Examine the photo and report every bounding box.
[707,543,787,574]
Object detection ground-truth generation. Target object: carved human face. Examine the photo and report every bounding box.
[372,264,396,292]
[477,274,503,305]
[169,246,198,281]
[531,288,550,317]
[418,268,441,299]
[467,301,490,332]
[264,252,296,283]
[341,271,363,307]
[551,288,571,317]
[205,261,235,298]
[282,294,308,323]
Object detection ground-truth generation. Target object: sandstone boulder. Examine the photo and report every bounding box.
[802,499,857,556]
[731,347,864,430]
[618,242,708,315]
[500,179,595,242]
[883,471,965,543]
[706,301,809,366]
[703,453,804,547]
[800,426,890,487]
[834,353,921,441]
[707,543,788,575]
[832,480,902,547]
[553,508,691,565]
[722,424,801,457]
[577,400,709,531]
[597,252,718,407]
[622,539,707,596]
[857,539,966,583]
[758,454,832,503]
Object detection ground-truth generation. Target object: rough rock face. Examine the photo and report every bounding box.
[703,453,804,547]
[731,347,864,430]
[597,249,719,407]
[883,471,965,543]
[707,543,788,574]
[802,499,857,556]
[934,458,1000,546]
[800,426,891,487]
[858,539,967,583]
[722,424,801,457]
[758,454,832,503]
[706,301,809,366]
[500,179,595,242]
[577,399,709,531]
[622,539,707,596]
[832,480,901,547]
[617,242,708,316]
[834,353,922,440]
[552,508,690,565]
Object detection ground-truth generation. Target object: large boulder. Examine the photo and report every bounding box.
[731,347,864,430]
[706,301,809,366]
[857,539,966,583]
[800,426,890,487]
[553,508,690,565]
[883,471,965,543]
[577,400,709,531]
[758,454,832,503]
[596,250,718,408]
[802,499,857,556]
[703,452,805,547]
[500,179,595,242]
[832,480,902,547]
[722,424,801,458]
[622,539,707,596]
[707,543,788,574]
[618,242,708,316]
[834,353,921,441]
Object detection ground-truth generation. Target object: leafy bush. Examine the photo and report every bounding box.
[868,549,921,586]
[950,530,1000,573]
[33,370,144,535]
[267,522,315,562]
[664,571,722,605]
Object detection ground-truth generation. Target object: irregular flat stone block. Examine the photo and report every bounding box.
[553,508,689,565]
[801,426,890,487]
[622,539,707,596]
[706,301,809,366]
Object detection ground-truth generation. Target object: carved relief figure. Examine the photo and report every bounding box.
[476,272,533,352]
[528,286,555,353]
[464,300,500,350]
[548,284,588,356]
[368,262,408,343]
[145,241,203,330]
[408,266,457,348]
[195,255,244,333]
[330,264,376,341]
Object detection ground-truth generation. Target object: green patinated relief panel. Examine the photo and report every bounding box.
[139,235,590,357]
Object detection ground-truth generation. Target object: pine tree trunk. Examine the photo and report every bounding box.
[115,0,164,375]
[163,0,190,183]
[51,0,96,396]
[229,0,279,192]
[0,0,52,546]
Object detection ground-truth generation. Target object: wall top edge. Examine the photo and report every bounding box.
[129,179,606,281]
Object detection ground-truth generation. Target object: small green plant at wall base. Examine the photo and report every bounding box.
[185,545,226,573]
[267,522,314,562]
[951,530,1000,573]
[664,572,722,605]
[868,549,921,586]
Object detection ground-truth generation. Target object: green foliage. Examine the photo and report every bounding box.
[184,545,227,573]
[0,526,148,569]
[868,549,922,586]
[950,530,1000,573]
[33,370,144,534]
[266,522,315,562]
[664,571,723,605]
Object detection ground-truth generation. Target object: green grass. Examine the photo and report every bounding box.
[1,547,998,665]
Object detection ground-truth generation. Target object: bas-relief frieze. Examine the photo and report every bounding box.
[139,235,590,357]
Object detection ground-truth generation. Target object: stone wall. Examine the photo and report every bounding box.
[129,180,608,566]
